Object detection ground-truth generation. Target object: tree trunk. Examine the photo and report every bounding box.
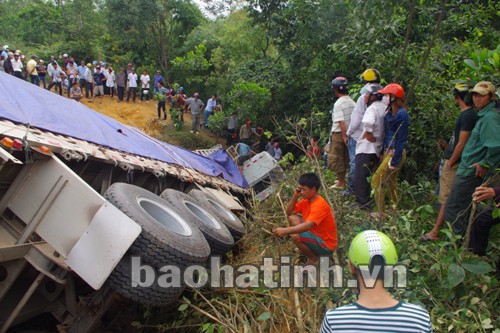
[394,0,418,82]
[405,0,448,104]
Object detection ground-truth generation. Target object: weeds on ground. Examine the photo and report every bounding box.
[139,116,499,332]
[134,157,498,332]
[161,131,215,151]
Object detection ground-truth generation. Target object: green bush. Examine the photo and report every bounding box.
[162,131,214,150]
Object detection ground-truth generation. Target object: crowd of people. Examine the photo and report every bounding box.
[321,68,499,258]
[318,69,500,258]
[271,70,499,265]
[0,46,228,132]
[1,46,286,170]
[271,71,497,332]
[3,44,499,332]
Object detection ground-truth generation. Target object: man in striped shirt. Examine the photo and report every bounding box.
[328,77,354,189]
[320,230,432,333]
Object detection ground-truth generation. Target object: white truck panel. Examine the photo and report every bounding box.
[9,157,104,258]
[66,202,141,290]
[242,152,281,187]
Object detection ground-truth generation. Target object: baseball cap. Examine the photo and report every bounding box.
[87,63,92,67]
[14,52,19,56]
[246,121,252,125]
[470,81,497,99]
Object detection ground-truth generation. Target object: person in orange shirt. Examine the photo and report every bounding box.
[273,173,338,265]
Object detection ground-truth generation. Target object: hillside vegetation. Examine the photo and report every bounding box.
[1,0,499,331]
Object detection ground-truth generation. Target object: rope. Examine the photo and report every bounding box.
[22,124,33,164]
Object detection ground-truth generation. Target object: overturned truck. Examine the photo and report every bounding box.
[0,72,249,332]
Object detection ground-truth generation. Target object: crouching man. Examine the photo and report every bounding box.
[273,173,337,265]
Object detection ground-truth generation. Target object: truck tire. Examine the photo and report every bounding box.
[104,183,210,268]
[160,189,234,256]
[188,189,246,240]
[108,255,184,306]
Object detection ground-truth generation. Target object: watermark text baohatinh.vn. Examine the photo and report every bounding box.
[130,256,407,289]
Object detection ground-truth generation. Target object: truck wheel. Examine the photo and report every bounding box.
[104,183,210,268]
[188,189,246,240]
[108,255,184,306]
[160,189,234,256]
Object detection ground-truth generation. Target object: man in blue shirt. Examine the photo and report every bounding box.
[370,83,409,219]
[93,66,105,102]
[236,141,253,172]
[156,80,169,120]
[153,70,164,94]
[77,60,87,91]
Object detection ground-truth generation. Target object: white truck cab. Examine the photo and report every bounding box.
[242,152,284,201]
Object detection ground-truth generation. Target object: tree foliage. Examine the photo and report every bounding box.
[0,0,498,176]
[1,0,499,330]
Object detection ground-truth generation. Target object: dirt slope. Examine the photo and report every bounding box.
[80,96,218,148]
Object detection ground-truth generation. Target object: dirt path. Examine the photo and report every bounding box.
[80,95,219,148]
[81,96,168,137]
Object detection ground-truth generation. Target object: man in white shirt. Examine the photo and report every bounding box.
[65,58,78,97]
[102,63,110,95]
[273,142,282,161]
[11,53,23,79]
[47,62,66,96]
[203,94,217,129]
[226,112,238,145]
[46,56,59,92]
[84,63,93,100]
[328,77,355,189]
[140,70,151,102]
[344,69,381,196]
[354,84,386,209]
[126,68,138,102]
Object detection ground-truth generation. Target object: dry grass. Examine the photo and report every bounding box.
[149,163,352,333]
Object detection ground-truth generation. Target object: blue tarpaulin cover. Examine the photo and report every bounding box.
[205,148,243,187]
[0,72,248,188]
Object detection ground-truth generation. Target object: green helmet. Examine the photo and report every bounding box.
[348,230,398,267]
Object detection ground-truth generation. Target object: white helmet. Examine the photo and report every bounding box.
[2,45,8,51]
[63,53,68,57]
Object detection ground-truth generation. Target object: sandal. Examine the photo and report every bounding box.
[369,211,385,219]
[420,233,439,241]
[331,182,346,189]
